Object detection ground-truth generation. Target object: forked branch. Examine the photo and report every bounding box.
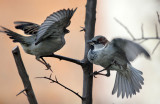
[36,74,84,100]
[114,14,160,54]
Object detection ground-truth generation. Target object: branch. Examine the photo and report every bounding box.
[42,54,83,66]
[36,75,84,100]
[81,0,97,104]
[115,17,160,54]
[12,46,38,104]
[114,18,135,40]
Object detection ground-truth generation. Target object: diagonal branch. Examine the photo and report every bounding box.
[152,40,160,54]
[42,54,83,66]
[114,18,135,40]
[115,17,160,53]
[12,46,38,104]
[36,75,84,100]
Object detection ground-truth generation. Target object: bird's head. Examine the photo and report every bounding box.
[87,35,109,50]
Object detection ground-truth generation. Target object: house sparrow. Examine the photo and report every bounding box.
[0,8,77,71]
[87,35,150,98]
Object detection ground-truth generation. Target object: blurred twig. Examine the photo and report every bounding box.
[114,13,160,54]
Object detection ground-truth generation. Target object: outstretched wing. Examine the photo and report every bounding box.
[35,8,77,45]
[111,38,150,61]
[14,21,40,35]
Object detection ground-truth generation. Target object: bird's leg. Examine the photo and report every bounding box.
[105,68,110,77]
[37,57,53,72]
[91,60,116,77]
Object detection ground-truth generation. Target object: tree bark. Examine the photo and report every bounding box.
[82,0,97,104]
[12,46,38,104]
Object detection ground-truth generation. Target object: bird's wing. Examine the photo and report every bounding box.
[111,38,150,61]
[35,8,77,45]
[14,21,40,35]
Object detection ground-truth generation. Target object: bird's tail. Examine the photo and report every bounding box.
[0,26,27,44]
[112,64,144,98]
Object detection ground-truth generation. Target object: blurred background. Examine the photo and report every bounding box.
[0,0,160,104]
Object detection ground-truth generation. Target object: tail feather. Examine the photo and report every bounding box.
[0,26,29,45]
[112,73,119,94]
[121,76,126,98]
[112,64,144,98]
[124,77,129,98]
[117,74,122,97]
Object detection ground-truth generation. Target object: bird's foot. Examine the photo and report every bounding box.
[105,71,110,77]
[90,68,110,78]
[45,63,53,72]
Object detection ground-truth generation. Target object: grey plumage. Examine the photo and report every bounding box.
[87,36,150,98]
[0,8,77,71]
[14,21,39,35]
[35,8,77,45]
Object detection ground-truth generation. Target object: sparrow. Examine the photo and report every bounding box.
[87,35,150,98]
[0,8,77,71]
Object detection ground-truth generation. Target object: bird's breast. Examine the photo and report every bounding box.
[30,36,65,57]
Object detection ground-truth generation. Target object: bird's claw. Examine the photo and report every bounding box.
[93,71,98,78]
[45,63,53,72]
[105,72,110,77]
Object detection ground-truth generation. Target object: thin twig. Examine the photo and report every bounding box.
[138,39,148,44]
[42,54,83,66]
[115,17,160,53]
[155,24,159,38]
[141,24,144,38]
[152,40,160,54]
[134,37,160,41]
[16,88,27,96]
[36,76,84,100]
[157,11,160,24]
[114,18,135,40]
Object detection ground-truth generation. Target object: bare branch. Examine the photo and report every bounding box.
[81,0,97,104]
[155,24,159,38]
[42,54,83,66]
[115,17,160,54]
[12,46,38,104]
[36,75,84,100]
[152,40,160,54]
[114,18,135,40]
[138,39,148,44]
[141,24,144,38]
[134,37,160,41]
[157,11,160,24]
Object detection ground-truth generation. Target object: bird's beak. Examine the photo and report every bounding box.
[87,40,94,45]
[64,29,70,34]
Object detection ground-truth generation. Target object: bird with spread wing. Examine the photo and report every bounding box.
[87,36,150,98]
[0,8,77,71]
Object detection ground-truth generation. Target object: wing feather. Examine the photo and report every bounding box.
[35,8,77,45]
[111,38,150,61]
[14,21,40,35]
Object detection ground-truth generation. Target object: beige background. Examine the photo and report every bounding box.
[0,0,160,104]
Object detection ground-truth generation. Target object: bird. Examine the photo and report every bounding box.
[87,35,150,98]
[0,8,77,71]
